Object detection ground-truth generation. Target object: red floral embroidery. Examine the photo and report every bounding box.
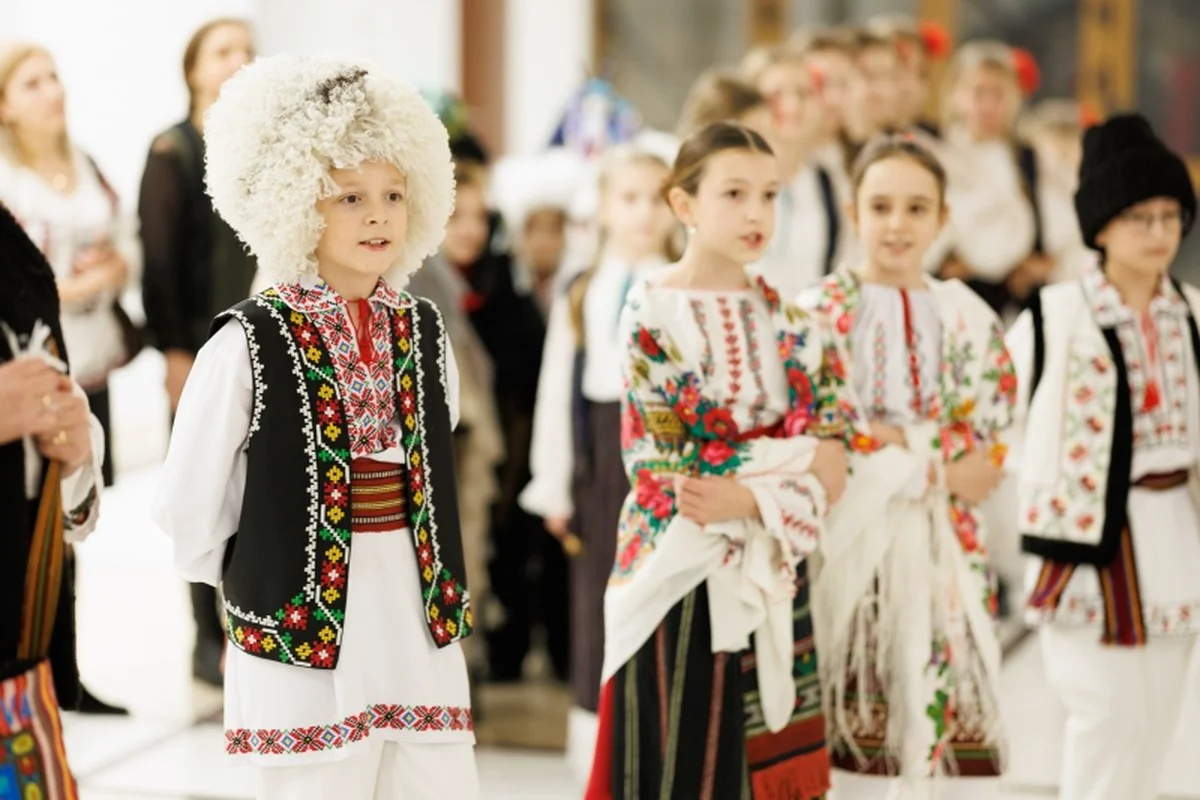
[321,561,346,589]
[702,407,736,439]
[413,706,446,732]
[289,727,326,753]
[441,580,459,604]
[700,440,738,468]
[310,643,336,668]
[634,471,674,520]
[637,326,665,361]
[324,484,349,507]
[621,401,646,451]
[282,604,309,630]
[242,627,263,653]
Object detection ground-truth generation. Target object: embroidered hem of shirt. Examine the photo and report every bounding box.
[224,703,474,757]
[1025,598,1200,636]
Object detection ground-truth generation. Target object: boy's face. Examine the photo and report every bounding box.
[314,161,409,282]
[521,207,566,277]
[1096,196,1186,278]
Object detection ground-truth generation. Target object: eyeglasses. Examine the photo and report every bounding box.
[1118,208,1190,233]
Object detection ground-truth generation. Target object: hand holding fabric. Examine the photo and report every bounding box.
[944,449,1004,504]
[673,475,758,526]
[0,356,72,446]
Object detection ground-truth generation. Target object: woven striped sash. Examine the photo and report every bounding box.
[350,458,407,533]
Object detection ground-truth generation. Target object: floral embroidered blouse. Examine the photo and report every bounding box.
[600,274,873,711]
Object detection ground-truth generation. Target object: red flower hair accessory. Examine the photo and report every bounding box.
[918,21,953,60]
[1012,47,1041,96]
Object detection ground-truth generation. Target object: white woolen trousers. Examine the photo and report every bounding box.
[831,771,1000,799]
[1041,626,1197,800]
[256,741,478,800]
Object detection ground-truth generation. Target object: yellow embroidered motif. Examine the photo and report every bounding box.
[401,374,413,390]
[323,588,341,604]
[423,566,434,582]
[262,637,276,653]
[290,311,304,325]
[446,620,457,635]
[429,605,439,620]
[326,545,343,563]
[295,643,313,659]
[399,339,410,353]
[413,490,425,506]
[464,609,473,628]
[306,346,321,363]
[234,627,245,643]
[11,733,34,756]
[411,452,421,468]
[327,507,345,524]
[323,423,342,440]
[645,410,685,439]
[405,413,416,431]
[318,627,336,643]
[318,385,334,401]
[326,466,344,483]
[418,529,428,543]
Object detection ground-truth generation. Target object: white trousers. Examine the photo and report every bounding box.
[256,741,478,800]
[1041,626,1197,800]
[831,771,1000,799]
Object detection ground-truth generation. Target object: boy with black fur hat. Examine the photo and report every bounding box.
[1008,113,1199,800]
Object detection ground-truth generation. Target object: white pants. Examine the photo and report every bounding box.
[256,741,478,800]
[831,771,999,799]
[1041,626,1197,800]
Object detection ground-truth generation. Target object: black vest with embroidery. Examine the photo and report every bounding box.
[210,289,472,670]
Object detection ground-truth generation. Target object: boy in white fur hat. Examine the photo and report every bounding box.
[152,54,478,799]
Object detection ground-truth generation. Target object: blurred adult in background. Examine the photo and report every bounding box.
[741,44,849,298]
[445,155,568,683]
[138,18,256,688]
[1,199,105,795]
[0,42,140,491]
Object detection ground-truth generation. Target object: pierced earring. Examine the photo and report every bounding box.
[686,225,697,236]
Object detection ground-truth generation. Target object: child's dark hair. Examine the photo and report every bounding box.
[676,71,767,139]
[666,121,774,200]
[850,134,947,203]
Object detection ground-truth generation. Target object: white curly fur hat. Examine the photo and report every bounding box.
[203,54,454,288]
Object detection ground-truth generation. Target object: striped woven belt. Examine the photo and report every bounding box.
[350,457,407,533]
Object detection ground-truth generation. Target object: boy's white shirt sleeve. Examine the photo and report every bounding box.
[152,319,252,586]
[519,296,577,520]
[60,389,105,543]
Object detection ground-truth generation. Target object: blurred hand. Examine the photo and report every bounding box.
[810,439,849,506]
[944,449,1004,504]
[34,388,93,476]
[0,357,71,446]
[673,476,757,526]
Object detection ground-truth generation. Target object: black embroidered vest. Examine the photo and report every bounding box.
[211,289,471,670]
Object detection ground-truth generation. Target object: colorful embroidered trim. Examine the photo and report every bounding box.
[350,457,407,533]
[0,661,78,799]
[222,292,354,670]
[224,704,474,756]
[393,305,472,646]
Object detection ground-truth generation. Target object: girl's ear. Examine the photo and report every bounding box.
[667,186,694,228]
[938,200,951,229]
